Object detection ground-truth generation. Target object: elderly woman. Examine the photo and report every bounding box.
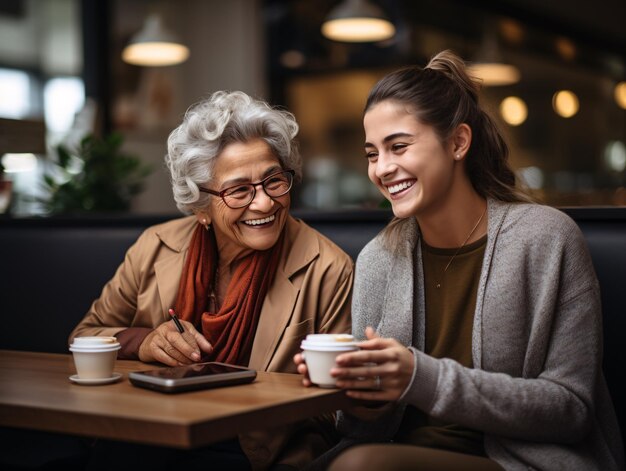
[70,91,353,471]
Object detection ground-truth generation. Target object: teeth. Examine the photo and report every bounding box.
[243,214,276,226]
[387,181,414,194]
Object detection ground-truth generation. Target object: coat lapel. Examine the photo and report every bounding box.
[471,198,510,368]
[248,216,318,371]
[153,216,196,318]
[247,272,300,371]
[154,252,185,318]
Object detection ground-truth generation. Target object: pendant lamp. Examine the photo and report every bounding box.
[321,0,395,43]
[122,13,189,66]
[468,28,520,86]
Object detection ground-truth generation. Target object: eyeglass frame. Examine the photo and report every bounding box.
[198,169,296,209]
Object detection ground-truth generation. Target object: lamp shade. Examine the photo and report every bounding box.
[468,28,520,86]
[122,14,189,66]
[321,0,395,42]
[468,63,520,86]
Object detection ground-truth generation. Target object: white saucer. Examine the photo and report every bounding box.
[69,372,122,385]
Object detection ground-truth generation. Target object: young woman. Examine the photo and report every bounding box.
[296,50,624,470]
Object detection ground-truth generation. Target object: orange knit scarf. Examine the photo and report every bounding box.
[174,223,284,366]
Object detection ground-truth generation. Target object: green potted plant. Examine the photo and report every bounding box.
[42,132,152,214]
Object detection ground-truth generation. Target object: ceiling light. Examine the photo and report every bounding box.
[470,63,520,87]
[552,90,579,118]
[615,82,626,110]
[321,0,395,43]
[468,28,520,86]
[499,96,527,126]
[122,14,189,66]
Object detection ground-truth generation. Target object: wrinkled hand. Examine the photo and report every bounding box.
[332,326,414,402]
[138,319,213,366]
[293,352,312,387]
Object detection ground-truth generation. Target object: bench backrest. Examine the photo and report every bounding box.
[1,207,624,437]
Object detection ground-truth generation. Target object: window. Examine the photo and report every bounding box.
[0,68,32,119]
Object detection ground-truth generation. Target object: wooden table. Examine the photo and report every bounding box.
[0,350,351,448]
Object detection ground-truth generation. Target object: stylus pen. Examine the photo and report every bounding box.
[168,308,185,333]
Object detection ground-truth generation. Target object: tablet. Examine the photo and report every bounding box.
[128,362,257,393]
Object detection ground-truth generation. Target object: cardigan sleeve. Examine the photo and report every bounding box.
[334,234,407,442]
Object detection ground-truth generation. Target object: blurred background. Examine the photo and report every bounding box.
[0,0,624,216]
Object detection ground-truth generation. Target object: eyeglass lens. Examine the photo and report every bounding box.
[222,171,293,208]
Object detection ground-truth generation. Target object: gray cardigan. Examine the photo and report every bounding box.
[326,200,624,471]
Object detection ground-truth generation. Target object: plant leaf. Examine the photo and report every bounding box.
[41,132,152,214]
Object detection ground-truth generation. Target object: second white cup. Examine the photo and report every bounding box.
[301,334,358,388]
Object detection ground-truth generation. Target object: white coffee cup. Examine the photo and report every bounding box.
[301,334,358,388]
[69,336,121,379]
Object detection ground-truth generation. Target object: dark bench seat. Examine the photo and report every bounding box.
[1,207,624,445]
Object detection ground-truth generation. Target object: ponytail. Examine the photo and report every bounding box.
[425,51,480,105]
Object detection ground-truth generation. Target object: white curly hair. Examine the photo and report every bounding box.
[165,91,301,214]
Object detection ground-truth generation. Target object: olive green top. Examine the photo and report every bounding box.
[395,234,487,456]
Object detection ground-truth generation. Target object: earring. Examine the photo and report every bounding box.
[455,154,462,160]
[201,219,211,231]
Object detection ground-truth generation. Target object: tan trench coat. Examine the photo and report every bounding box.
[70,215,353,470]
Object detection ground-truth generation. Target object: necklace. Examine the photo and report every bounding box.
[435,206,487,289]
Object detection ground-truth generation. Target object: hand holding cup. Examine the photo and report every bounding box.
[332,327,415,401]
[298,334,358,388]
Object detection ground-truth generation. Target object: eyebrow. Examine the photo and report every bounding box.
[364,132,414,148]
[220,165,283,189]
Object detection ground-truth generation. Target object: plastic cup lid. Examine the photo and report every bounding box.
[303,334,355,343]
[300,344,358,352]
[70,336,120,352]
[72,336,118,345]
[301,334,358,351]
[70,344,121,353]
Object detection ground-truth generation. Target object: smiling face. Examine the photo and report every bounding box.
[198,139,290,261]
[364,100,459,219]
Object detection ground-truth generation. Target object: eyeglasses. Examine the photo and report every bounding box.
[199,169,295,209]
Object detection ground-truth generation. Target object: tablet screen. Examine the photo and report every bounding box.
[138,363,249,379]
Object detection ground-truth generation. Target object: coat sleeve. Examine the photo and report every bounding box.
[68,229,154,345]
[335,236,405,440]
[350,236,393,340]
